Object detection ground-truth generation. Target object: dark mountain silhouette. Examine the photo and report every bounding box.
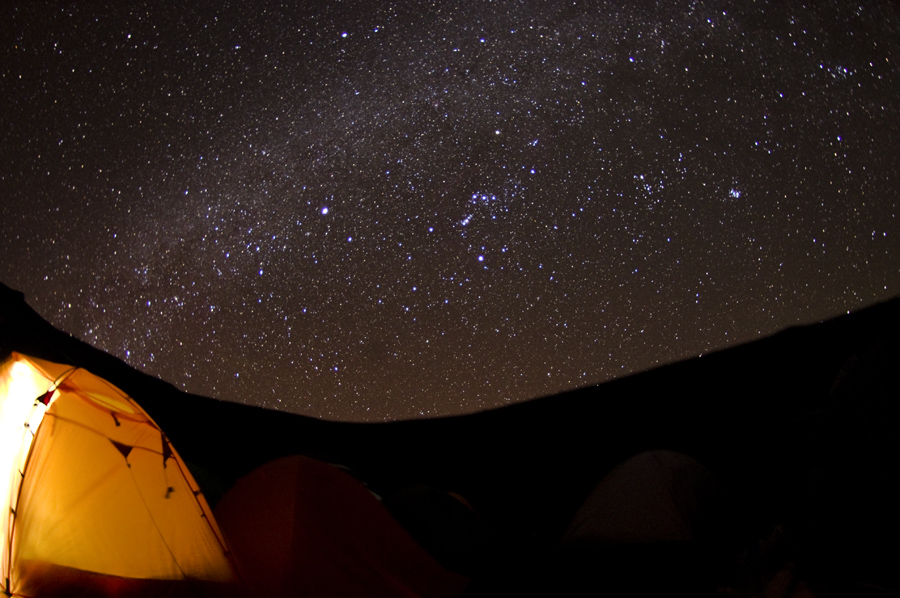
[2,281,897,595]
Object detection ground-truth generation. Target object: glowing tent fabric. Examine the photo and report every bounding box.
[0,353,241,597]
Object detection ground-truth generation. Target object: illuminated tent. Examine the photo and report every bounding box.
[0,352,242,597]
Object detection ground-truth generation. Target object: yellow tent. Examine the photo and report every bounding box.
[0,352,242,597]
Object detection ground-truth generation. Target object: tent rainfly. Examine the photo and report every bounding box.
[0,352,242,597]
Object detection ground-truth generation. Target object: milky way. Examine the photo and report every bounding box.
[1,1,898,420]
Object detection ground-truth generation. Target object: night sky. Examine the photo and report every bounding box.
[1,2,898,421]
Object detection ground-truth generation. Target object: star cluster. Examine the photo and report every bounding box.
[1,1,898,420]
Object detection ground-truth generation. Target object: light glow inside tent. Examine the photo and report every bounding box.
[1,353,240,597]
[1,357,53,587]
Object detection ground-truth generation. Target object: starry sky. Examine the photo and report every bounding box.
[1,1,898,421]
